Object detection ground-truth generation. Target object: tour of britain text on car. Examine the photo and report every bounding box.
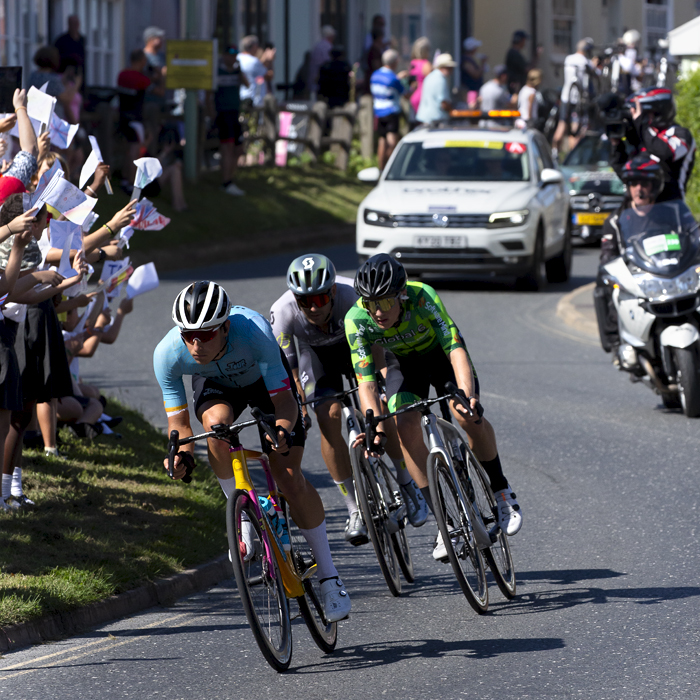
[356,119,572,290]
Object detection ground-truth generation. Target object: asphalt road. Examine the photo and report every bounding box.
[2,244,700,700]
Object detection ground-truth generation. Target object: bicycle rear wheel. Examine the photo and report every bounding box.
[461,450,516,599]
[226,490,292,671]
[428,454,488,614]
[282,499,338,653]
[376,458,415,583]
[352,448,402,596]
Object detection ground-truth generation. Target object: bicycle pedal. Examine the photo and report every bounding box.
[301,563,317,581]
[348,534,369,547]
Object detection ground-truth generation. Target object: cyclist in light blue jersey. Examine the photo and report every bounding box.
[153,281,351,622]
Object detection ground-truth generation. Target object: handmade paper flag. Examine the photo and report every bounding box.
[126,262,159,298]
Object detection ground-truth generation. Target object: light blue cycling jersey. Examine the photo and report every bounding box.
[153,306,290,416]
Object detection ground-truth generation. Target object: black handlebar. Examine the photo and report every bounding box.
[251,407,279,450]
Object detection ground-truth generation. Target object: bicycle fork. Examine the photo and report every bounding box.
[423,414,493,550]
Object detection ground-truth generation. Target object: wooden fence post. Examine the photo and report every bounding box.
[358,93,374,160]
[327,102,359,170]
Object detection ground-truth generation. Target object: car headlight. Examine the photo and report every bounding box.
[488,209,529,227]
[636,267,700,300]
[364,209,394,227]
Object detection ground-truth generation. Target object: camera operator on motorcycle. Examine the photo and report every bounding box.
[594,155,664,353]
[607,87,696,203]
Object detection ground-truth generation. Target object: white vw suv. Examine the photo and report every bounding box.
[356,121,572,290]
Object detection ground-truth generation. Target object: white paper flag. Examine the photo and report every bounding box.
[49,112,79,149]
[126,263,159,298]
[27,86,56,130]
[48,220,81,278]
[133,157,163,190]
[78,136,105,189]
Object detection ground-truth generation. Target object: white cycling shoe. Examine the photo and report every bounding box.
[493,485,522,536]
[320,576,351,621]
[432,530,452,562]
[230,515,256,562]
[400,481,429,527]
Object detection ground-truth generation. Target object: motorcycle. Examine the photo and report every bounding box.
[602,199,700,416]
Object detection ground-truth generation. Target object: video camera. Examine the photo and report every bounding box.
[596,92,631,139]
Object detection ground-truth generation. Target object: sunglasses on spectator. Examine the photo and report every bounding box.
[180,325,222,344]
[295,292,331,309]
[361,295,400,313]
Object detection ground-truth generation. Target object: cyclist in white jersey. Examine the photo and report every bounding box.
[153,281,351,622]
[270,254,428,544]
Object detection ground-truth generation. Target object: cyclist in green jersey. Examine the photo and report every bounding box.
[345,254,522,561]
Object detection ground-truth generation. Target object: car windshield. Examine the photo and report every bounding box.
[619,200,700,277]
[563,134,612,167]
[385,141,530,182]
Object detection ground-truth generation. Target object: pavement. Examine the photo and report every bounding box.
[3,245,700,699]
[556,282,599,342]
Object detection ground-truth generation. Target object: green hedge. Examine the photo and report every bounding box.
[676,68,700,217]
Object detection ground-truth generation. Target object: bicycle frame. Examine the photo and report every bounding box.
[230,444,307,599]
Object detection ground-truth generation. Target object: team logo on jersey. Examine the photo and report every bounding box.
[226,359,247,371]
[276,332,292,349]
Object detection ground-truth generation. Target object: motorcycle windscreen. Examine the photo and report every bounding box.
[618,199,700,277]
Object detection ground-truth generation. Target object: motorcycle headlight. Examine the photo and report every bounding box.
[488,209,529,227]
[364,209,394,227]
[636,267,700,300]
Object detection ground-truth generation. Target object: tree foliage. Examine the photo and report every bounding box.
[676,68,700,217]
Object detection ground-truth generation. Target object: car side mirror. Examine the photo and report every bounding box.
[357,167,381,183]
[540,168,564,186]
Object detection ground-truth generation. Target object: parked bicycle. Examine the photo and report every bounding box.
[303,377,414,597]
[365,383,516,613]
[167,407,337,672]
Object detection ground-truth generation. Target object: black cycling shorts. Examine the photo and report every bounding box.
[299,341,354,409]
[216,110,243,144]
[384,345,480,412]
[377,113,400,138]
[192,360,305,454]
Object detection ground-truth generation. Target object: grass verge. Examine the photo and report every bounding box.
[0,400,224,629]
[94,164,371,261]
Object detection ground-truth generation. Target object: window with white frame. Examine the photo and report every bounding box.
[552,0,576,56]
[0,0,42,86]
[644,0,671,52]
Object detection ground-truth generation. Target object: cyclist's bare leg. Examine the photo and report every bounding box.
[394,410,429,488]
[315,399,352,482]
[449,400,498,463]
[199,400,237,480]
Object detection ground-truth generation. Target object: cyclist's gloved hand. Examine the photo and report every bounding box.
[163,450,196,482]
[467,397,484,425]
[303,413,313,433]
[373,430,388,455]
[268,425,292,456]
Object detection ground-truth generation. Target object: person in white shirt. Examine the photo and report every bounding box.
[553,38,596,154]
[238,35,272,108]
[517,69,542,124]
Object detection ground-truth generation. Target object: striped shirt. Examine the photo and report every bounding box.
[370,66,405,118]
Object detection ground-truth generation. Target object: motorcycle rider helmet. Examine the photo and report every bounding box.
[622,29,641,47]
[354,253,407,300]
[621,155,666,199]
[286,253,336,296]
[172,281,231,330]
[625,87,675,129]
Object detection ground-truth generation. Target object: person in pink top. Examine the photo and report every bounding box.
[409,37,432,116]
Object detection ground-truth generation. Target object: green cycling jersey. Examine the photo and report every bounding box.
[344,281,470,384]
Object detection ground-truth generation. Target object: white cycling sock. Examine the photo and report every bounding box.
[100,413,111,422]
[334,477,358,516]
[299,520,338,580]
[11,467,23,497]
[391,457,412,486]
[217,476,237,499]
[2,473,12,500]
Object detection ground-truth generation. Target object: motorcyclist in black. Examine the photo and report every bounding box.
[609,87,696,203]
[594,155,665,353]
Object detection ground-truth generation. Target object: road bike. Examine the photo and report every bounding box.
[365,383,516,613]
[303,379,414,597]
[167,408,336,672]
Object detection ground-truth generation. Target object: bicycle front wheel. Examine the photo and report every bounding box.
[226,490,292,672]
[352,449,402,596]
[428,454,488,614]
[462,453,516,599]
[282,499,338,654]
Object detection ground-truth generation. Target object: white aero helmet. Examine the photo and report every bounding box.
[622,29,640,47]
[172,281,231,330]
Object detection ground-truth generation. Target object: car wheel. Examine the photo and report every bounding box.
[545,216,572,283]
[516,225,546,292]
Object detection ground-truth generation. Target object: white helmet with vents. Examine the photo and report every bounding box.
[172,281,231,330]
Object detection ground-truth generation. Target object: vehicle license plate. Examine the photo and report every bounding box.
[414,235,465,248]
[574,212,609,226]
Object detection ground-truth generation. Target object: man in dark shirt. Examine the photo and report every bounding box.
[318,48,351,108]
[505,30,529,94]
[54,15,85,75]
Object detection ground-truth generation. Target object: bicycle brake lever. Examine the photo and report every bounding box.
[444,382,474,417]
[167,430,179,479]
[364,408,376,453]
[251,407,279,449]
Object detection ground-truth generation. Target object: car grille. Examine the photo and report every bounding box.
[393,247,494,265]
[570,195,624,211]
[391,213,491,228]
[642,295,699,317]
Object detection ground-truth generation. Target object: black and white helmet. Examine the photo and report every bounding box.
[172,281,231,330]
[354,253,407,300]
[286,253,336,295]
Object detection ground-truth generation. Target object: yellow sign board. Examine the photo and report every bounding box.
[166,40,218,90]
